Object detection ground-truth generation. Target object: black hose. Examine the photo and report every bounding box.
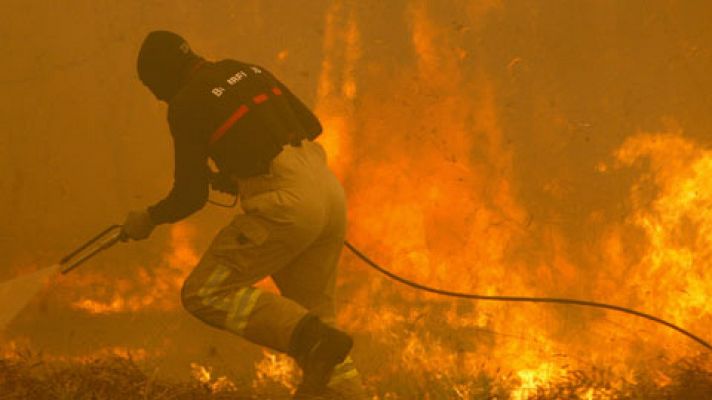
[344,241,712,352]
[204,192,711,351]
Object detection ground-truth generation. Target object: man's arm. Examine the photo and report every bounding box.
[146,128,210,225]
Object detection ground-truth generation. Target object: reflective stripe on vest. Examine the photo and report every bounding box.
[208,88,283,146]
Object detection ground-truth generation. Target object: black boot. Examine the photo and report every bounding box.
[288,314,353,398]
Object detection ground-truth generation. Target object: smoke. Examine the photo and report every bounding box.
[2,0,711,393]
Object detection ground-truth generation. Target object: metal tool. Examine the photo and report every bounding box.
[60,225,123,274]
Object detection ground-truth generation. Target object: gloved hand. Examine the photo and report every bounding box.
[210,171,239,195]
[121,209,155,241]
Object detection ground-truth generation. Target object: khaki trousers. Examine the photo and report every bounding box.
[181,140,362,391]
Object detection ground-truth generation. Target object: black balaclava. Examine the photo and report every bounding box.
[137,31,202,101]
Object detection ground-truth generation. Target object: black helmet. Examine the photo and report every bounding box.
[137,31,201,101]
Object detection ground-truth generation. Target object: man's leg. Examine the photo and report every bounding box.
[272,242,367,399]
[181,213,312,352]
[181,202,353,395]
[271,171,368,398]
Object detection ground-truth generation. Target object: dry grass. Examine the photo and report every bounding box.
[1,348,710,399]
[0,349,250,400]
[526,356,712,400]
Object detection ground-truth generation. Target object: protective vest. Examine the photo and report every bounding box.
[168,59,322,178]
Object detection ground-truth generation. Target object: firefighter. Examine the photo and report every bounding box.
[121,31,365,398]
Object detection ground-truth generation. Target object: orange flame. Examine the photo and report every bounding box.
[252,350,298,393]
[69,223,197,314]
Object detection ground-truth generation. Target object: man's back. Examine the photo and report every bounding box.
[169,59,322,178]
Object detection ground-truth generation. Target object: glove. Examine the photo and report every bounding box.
[210,171,239,195]
[121,209,155,241]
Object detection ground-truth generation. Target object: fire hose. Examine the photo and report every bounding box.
[344,241,712,352]
[60,225,711,352]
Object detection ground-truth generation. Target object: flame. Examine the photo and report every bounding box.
[511,362,561,400]
[68,223,197,314]
[314,1,361,177]
[318,1,712,397]
[252,350,298,393]
[191,362,238,393]
[336,0,539,365]
[606,127,712,344]
[190,362,212,384]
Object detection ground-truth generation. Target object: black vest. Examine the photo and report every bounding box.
[168,60,320,178]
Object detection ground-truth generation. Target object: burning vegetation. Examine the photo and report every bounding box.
[2,0,712,398]
[1,346,710,398]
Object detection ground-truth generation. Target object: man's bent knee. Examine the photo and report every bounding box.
[180,263,235,320]
[180,278,201,316]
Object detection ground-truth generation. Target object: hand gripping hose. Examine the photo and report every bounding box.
[344,241,712,352]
